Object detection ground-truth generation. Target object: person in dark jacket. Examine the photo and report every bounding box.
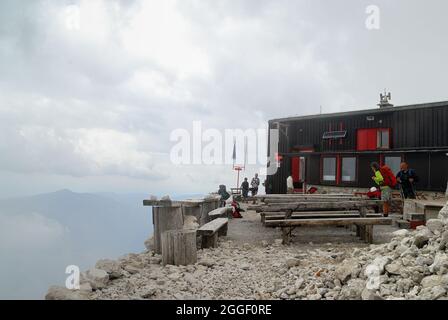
[241,178,249,200]
[218,185,230,207]
[396,162,417,199]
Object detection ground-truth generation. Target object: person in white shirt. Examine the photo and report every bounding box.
[286,175,294,194]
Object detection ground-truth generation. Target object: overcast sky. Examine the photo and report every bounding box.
[1,0,448,197]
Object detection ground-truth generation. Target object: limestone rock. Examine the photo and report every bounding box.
[429,253,448,274]
[413,234,429,249]
[45,286,90,300]
[421,275,443,289]
[426,219,444,234]
[82,268,109,290]
[385,262,401,275]
[371,256,392,274]
[95,259,122,279]
[339,279,365,300]
[335,259,361,284]
[392,229,409,238]
[198,259,215,268]
[144,236,154,251]
[438,201,448,222]
[285,258,300,268]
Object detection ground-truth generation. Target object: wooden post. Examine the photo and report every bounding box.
[282,227,293,245]
[153,206,184,254]
[162,230,197,266]
[365,225,373,244]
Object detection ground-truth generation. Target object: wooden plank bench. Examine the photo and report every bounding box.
[257,200,382,213]
[265,217,392,245]
[197,218,229,248]
[260,210,360,223]
[263,197,363,204]
[208,207,232,221]
[263,212,382,223]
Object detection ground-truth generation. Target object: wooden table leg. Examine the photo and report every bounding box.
[282,227,293,245]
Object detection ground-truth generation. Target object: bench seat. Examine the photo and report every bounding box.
[197,218,228,248]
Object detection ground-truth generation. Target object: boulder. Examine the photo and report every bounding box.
[439,231,448,250]
[335,259,361,283]
[45,286,90,300]
[421,275,443,289]
[361,288,383,300]
[95,259,122,279]
[339,279,365,299]
[392,229,410,238]
[426,219,444,234]
[198,259,215,268]
[144,236,154,251]
[285,258,300,268]
[82,268,109,290]
[438,201,448,222]
[371,256,392,274]
[413,234,429,249]
[429,253,448,274]
[385,262,401,275]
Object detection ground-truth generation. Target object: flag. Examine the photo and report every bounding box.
[232,138,236,166]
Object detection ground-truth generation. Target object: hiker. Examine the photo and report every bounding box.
[371,162,397,217]
[396,162,417,199]
[286,175,294,194]
[241,178,249,200]
[230,198,245,218]
[218,185,230,207]
[251,173,260,197]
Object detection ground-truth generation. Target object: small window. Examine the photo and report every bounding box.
[322,131,347,139]
[322,157,336,181]
[342,157,357,182]
[385,156,401,175]
[377,129,390,149]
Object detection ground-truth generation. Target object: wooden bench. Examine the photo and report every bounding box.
[262,212,382,224]
[208,207,232,221]
[260,210,360,223]
[197,218,229,248]
[265,217,392,245]
[256,200,382,213]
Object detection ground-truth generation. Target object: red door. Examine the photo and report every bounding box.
[291,157,300,182]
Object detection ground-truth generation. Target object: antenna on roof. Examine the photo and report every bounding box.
[378,90,393,108]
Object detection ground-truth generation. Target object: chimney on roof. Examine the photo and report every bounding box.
[378,90,394,108]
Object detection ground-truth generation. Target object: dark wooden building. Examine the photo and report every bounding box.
[266,101,448,194]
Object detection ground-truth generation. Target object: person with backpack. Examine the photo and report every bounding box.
[371,162,397,217]
[241,178,249,200]
[396,162,417,199]
[218,185,230,207]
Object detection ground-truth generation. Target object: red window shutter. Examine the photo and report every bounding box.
[291,157,300,182]
[357,129,378,151]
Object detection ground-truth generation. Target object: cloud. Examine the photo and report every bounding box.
[0,212,67,250]
[1,0,448,196]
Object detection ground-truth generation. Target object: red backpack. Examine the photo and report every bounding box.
[380,165,397,188]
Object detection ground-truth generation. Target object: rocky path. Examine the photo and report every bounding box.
[46,202,448,300]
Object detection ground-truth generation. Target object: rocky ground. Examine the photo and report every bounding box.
[46,202,448,300]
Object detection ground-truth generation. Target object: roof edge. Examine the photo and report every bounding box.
[269,100,448,123]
